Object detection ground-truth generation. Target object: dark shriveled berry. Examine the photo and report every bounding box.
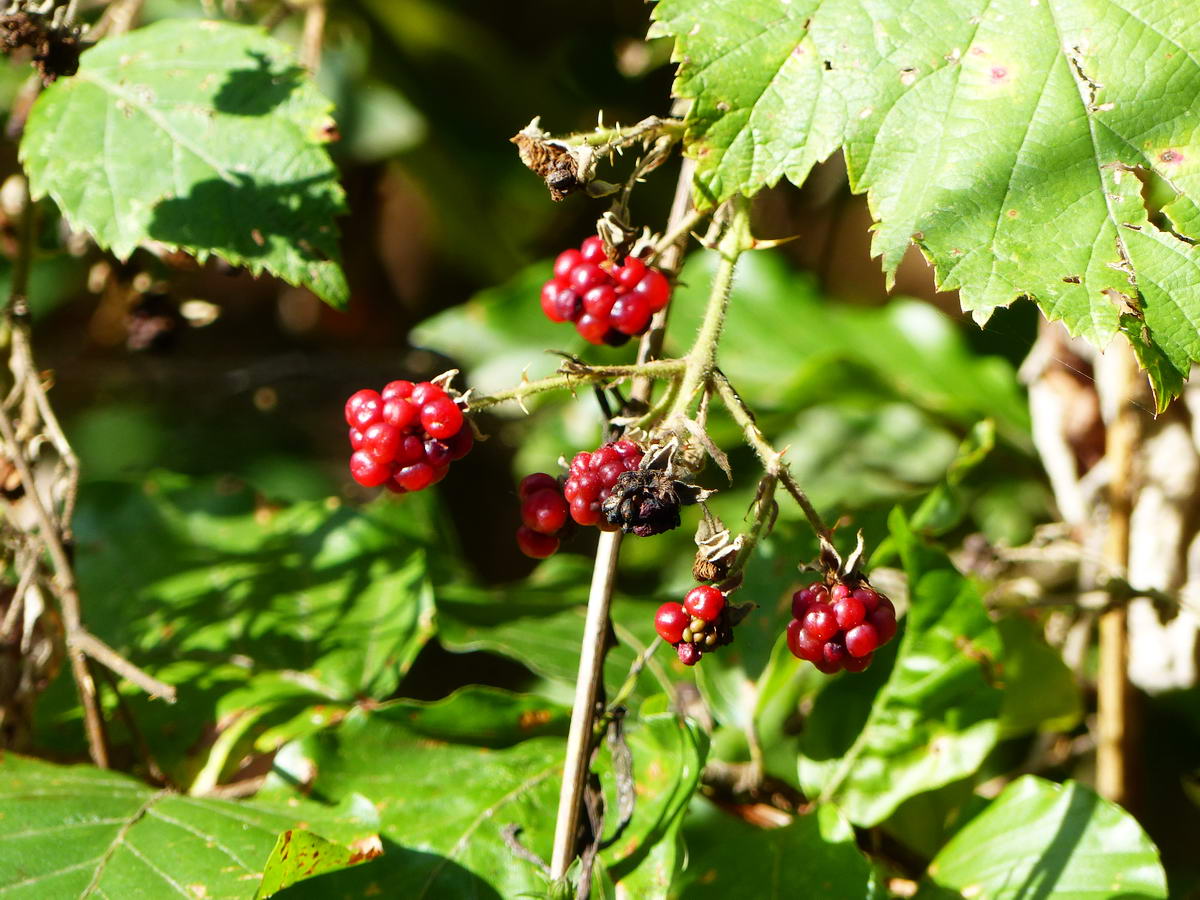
[676,642,702,666]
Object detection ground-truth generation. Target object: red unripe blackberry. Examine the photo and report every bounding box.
[634,269,671,313]
[654,602,690,644]
[843,652,873,673]
[580,235,607,265]
[869,605,898,644]
[684,585,725,623]
[676,642,702,666]
[803,605,838,642]
[852,587,881,613]
[381,380,414,400]
[382,396,418,430]
[410,382,439,405]
[349,427,366,450]
[613,439,640,459]
[570,496,602,527]
[583,285,617,318]
[554,288,582,322]
[395,434,425,466]
[576,313,609,345]
[345,389,382,429]
[823,639,848,670]
[833,594,866,630]
[424,439,453,468]
[541,282,568,322]
[569,263,607,293]
[522,489,568,535]
[395,462,435,492]
[446,427,473,461]
[845,622,879,657]
[519,473,559,501]
[421,396,463,439]
[786,618,823,662]
[362,422,401,463]
[350,450,391,487]
[553,249,582,281]
[614,256,645,288]
[517,526,559,559]
[792,586,815,620]
[610,294,651,335]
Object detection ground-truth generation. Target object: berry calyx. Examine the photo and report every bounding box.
[344,379,470,493]
[538,236,674,342]
[785,578,898,674]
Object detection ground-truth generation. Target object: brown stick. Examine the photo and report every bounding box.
[1097,338,1139,805]
[548,156,697,881]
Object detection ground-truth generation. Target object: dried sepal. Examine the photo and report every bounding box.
[510,117,597,201]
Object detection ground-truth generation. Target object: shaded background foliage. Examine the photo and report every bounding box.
[1,0,1198,898]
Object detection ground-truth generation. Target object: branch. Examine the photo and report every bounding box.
[712,371,832,542]
[548,155,698,884]
[466,358,685,413]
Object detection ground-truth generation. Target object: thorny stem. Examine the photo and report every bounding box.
[572,115,684,152]
[712,371,833,542]
[466,359,686,413]
[666,199,748,421]
[727,473,780,580]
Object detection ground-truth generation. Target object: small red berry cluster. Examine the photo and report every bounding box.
[541,236,672,345]
[564,439,643,528]
[654,586,732,667]
[516,473,570,559]
[515,439,644,559]
[345,380,472,492]
[786,582,897,674]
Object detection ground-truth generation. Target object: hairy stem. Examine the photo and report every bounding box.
[666,203,748,421]
[467,358,685,413]
[713,371,832,541]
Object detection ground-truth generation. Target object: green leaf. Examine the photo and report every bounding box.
[262,709,561,898]
[677,801,876,898]
[922,776,1168,899]
[0,755,376,900]
[799,510,1003,826]
[66,475,443,779]
[996,615,1084,737]
[666,252,1031,444]
[21,19,348,306]
[595,715,708,878]
[255,830,380,899]
[256,701,704,898]
[435,559,669,705]
[651,0,1200,405]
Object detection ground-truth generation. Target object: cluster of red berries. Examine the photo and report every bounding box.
[344,380,472,492]
[786,582,897,674]
[564,439,643,528]
[540,236,672,345]
[654,586,732,666]
[515,439,645,559]
[516,473,570,559]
